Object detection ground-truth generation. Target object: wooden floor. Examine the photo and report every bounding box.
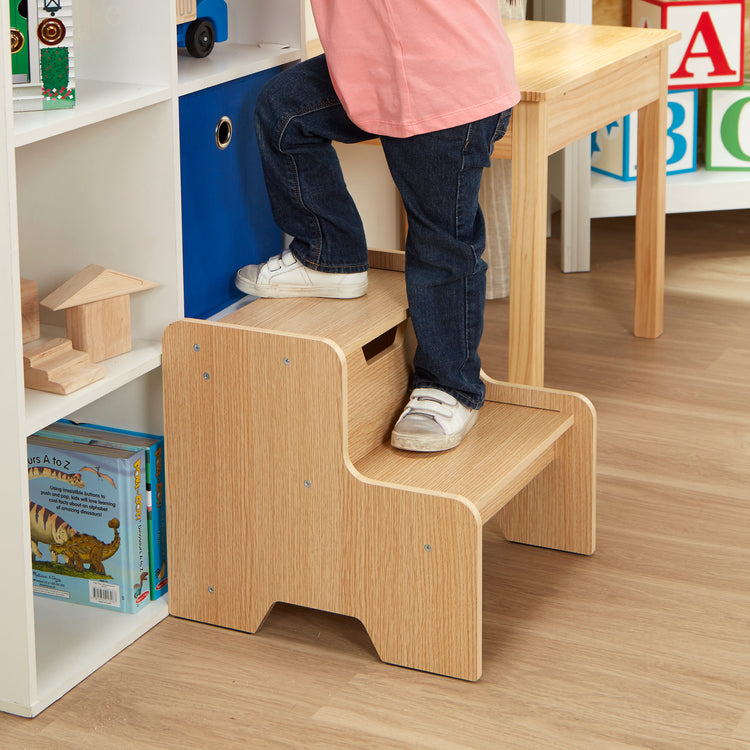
[3,210,749,749]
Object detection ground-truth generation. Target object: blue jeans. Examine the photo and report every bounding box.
[254,55,511,409]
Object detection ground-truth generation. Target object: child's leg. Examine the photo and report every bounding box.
[381,111,512,410]
[253,55,374,274]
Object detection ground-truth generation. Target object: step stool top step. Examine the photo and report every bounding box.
[220,270,408,354]
[355,400,574,524]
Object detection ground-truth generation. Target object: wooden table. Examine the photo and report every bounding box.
[493,20,679,385]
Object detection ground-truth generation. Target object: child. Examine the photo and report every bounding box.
[236,0,520,452]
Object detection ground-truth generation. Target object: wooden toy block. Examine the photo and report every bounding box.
[162,267,596,681]
[591,89,698,180]
[20,278,40,344]
[65,295,131,363]
[40,265,159,362]
[23,337,105,395]
[632,0,745,88]
[706,78,750,168]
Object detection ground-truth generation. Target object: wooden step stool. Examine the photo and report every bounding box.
[162,266,595,681]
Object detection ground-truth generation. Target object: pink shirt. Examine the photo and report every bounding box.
[310,0,520,138]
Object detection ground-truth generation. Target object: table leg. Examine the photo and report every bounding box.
[509,101,548,387]
[634,52,668,339]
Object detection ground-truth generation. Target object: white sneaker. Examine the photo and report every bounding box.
[235,250,367,299]
[391,388,479,452]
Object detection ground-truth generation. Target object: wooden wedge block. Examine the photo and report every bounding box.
[40,265,158,311]
[23,338,105,395]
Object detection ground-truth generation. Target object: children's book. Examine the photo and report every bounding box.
[27,435,150,613]
[35,421,167,600]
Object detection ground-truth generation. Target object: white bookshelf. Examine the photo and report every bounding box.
[0,0,304,717]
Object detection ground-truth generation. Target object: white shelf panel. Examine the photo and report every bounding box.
[13,80,171,148]
[24,328,162,437]
[177,44,301,97]
[591,168,750,218]
[32,595,169,717]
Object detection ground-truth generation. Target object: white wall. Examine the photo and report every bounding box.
[305,1,317,41]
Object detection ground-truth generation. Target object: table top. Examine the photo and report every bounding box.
[505,20,680,102]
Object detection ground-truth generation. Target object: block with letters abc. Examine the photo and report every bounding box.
[591,89,699,180]
[706,79,750,169]
[632,0,745,88]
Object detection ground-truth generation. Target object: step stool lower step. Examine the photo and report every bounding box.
[356,400,574,524]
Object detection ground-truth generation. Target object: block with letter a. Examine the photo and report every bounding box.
[631,0,745,88]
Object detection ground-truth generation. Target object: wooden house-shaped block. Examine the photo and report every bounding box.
[41,265,158,362]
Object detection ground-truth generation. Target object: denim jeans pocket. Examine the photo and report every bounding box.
[492,108,513,143]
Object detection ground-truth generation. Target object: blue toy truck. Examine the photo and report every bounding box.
[176,0,228,58]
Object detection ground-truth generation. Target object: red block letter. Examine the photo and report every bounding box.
[672,11,738,80]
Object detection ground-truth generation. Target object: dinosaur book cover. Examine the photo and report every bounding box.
[27,435,151,614]
[37,420,168,601]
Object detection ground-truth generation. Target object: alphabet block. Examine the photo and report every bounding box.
[706,79,750,169]
[632,0,745,88]
[591,89,699,180]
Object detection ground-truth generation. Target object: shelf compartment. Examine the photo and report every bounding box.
[177,44,301,97]
[13,80,171,148]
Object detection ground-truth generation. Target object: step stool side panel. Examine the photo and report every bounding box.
[163,319,259,630]
[163,319,483,679]
[483,378,597,555]
[346,479,483,681]
[164,320,360,631]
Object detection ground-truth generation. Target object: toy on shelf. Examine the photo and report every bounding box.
[176,0,228,58]
[40,264,159,362]
[631,0,745,89]
[591,89,699,180]
[20,278,40,344]
[23,337,105,395]
[593,1,747,181]
[706,77,750,169]
[21,275,104,396]
[10,0,76,112]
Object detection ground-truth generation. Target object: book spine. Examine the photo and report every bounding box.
[129,450,151,612]
[150,440,168,599]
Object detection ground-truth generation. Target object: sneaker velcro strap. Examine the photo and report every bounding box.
[267,254,284,272]
[405,390,458,420]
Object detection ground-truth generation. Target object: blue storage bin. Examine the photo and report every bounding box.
[179,68,281,319]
